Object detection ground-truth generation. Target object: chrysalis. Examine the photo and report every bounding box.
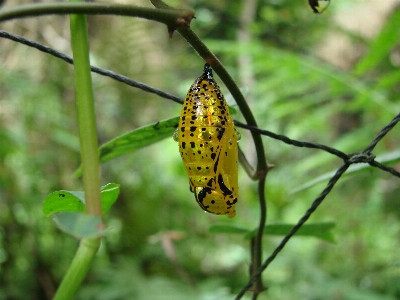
[175,64,239,218]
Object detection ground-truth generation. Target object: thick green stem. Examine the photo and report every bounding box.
[70,9,101,217]
[53,238,101,300]
[54,6,101,299]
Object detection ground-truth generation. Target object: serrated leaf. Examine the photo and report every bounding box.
[209,222,336,243]
[43,183,120,216]
[52,212,107,239]
[291,149,400,194]
[75,117,179,177]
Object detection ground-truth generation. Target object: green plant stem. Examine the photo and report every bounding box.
[70,9,101,217]
[54,7,101,299]
[0,2,194,26]
[53,238,101,300]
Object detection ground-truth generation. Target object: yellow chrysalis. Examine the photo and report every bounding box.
[175,64,239,218]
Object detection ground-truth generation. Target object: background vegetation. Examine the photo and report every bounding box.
[0,0,399,299]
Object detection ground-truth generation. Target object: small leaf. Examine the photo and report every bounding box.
[43,183,120,216]
[43,191,85,216]
[75,117,179,176]
[52,212,107,239]
[100,183,120,214]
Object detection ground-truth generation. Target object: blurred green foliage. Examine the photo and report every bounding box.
[0,0,400,299]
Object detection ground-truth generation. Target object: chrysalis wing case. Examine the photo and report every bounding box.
[177,64,239,218]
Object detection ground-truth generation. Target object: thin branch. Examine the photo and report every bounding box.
[0,2,194,28]
[236,2,265,296]
[250,173,268,296]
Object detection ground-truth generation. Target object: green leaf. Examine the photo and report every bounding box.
[74,117,179,176]
[52,212,107,239]
[43,183,120,216]
[291,149,400,193]
[354,10,400,75]
[264,222,336,243]
[43,191,85,216]
[99,117,179,163]
[100,183,120,214]
[209,222,336,242]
